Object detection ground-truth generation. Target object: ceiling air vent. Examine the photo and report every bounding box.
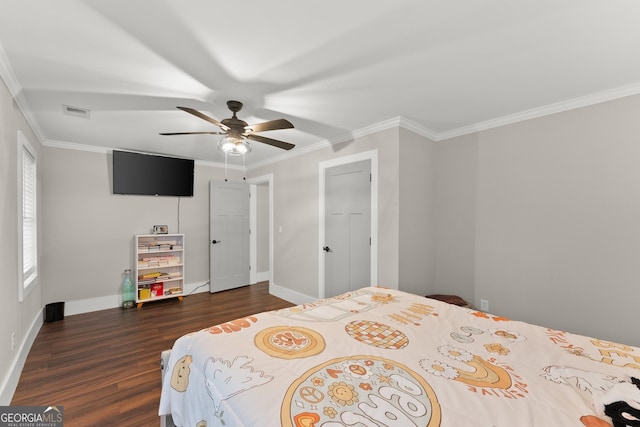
[63,104,91,119]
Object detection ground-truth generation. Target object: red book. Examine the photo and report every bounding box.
[151,282,164,298]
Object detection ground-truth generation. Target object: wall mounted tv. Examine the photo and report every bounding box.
[112,150,194,197]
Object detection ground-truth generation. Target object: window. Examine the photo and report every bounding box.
[18,131,37,301]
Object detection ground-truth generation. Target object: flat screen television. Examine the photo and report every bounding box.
[112,150,194,197]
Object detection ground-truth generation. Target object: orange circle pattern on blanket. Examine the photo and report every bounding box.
[281,355,441,427]
[255,326,326,359]
[345,320,409,349]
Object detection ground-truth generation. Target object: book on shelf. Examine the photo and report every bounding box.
[138,255,181,268]
[150,282,164,298]
[138,271,163,280]
[138,272,172,285]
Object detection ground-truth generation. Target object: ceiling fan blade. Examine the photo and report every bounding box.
[160,131,224,136]
[247,134,295,150]
[176,106,230,131]
[248,118,294,133]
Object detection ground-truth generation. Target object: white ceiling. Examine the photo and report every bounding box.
[1,0,640,167]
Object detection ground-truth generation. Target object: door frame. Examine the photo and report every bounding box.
[247,174,273,286]
[318,150,378,298]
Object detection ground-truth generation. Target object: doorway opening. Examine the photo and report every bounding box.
[248,174,273,286]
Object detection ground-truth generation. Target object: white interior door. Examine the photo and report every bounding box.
[324,159,371,297]
[210,181,250,293]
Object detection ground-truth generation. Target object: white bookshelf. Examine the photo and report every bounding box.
[135,233,184,308]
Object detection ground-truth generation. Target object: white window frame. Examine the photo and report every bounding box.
[18,131,38,302]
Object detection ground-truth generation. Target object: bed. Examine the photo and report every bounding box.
[158,286,640,426]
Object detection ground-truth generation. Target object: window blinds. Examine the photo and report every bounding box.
[22,146,36,283]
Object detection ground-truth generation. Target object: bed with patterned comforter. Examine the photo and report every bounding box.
[158,287,640,426]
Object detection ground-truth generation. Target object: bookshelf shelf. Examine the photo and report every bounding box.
[134,233,184,308]
[137,264,183,271]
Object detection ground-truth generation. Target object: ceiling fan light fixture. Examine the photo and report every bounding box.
[218,135,251,156]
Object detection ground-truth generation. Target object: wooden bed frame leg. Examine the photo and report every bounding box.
[177,296,183,302]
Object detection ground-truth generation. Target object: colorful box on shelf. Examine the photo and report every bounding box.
[151,283,164,298]
[139,288,151,300]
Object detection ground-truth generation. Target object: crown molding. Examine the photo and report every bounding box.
[41,118,404,172]
[435,82,640,141]
[30,79,640,166]
[8,39,640,161]
[0,41,47,145]
[44,139,243,170]
[398,117,438,141]
[44,139,111,154]
[194,159,243,170]
[248,117,404,170]
[0,41,21,97]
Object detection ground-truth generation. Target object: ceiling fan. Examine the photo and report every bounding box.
[160,100,295,154]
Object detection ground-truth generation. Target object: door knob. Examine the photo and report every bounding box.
[212,240,222,244]
[322,246,331,252]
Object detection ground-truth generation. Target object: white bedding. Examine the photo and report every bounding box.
[159,287,640,426]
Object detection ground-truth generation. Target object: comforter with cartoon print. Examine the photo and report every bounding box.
[159,287,640,427]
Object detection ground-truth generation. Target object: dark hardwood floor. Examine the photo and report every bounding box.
[12,282,294,426]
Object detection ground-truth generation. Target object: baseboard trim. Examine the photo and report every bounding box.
[65,294,119,316]
[65,281,210,316]
[0,310,43,405]
[269,282,316,306]
[255,271,269,283]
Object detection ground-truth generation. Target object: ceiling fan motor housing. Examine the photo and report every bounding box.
[226,100,243,113]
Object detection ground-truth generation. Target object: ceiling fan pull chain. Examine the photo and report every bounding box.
[224,152,229,182]
[243,155,246,181]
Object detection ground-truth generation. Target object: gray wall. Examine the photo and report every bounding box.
[256,184,270,275]
[41,148,244,306]
[249,127,407,298]
[0,79,43,404]
[398,128,436,295]
[434,133,478,304]
[434,94,640,346]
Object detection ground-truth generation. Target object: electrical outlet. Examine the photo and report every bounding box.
[480,299,489,312]
[11,332,16,351]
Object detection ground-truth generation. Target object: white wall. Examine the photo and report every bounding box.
[435,94,640,346]
[0,78,43,404]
